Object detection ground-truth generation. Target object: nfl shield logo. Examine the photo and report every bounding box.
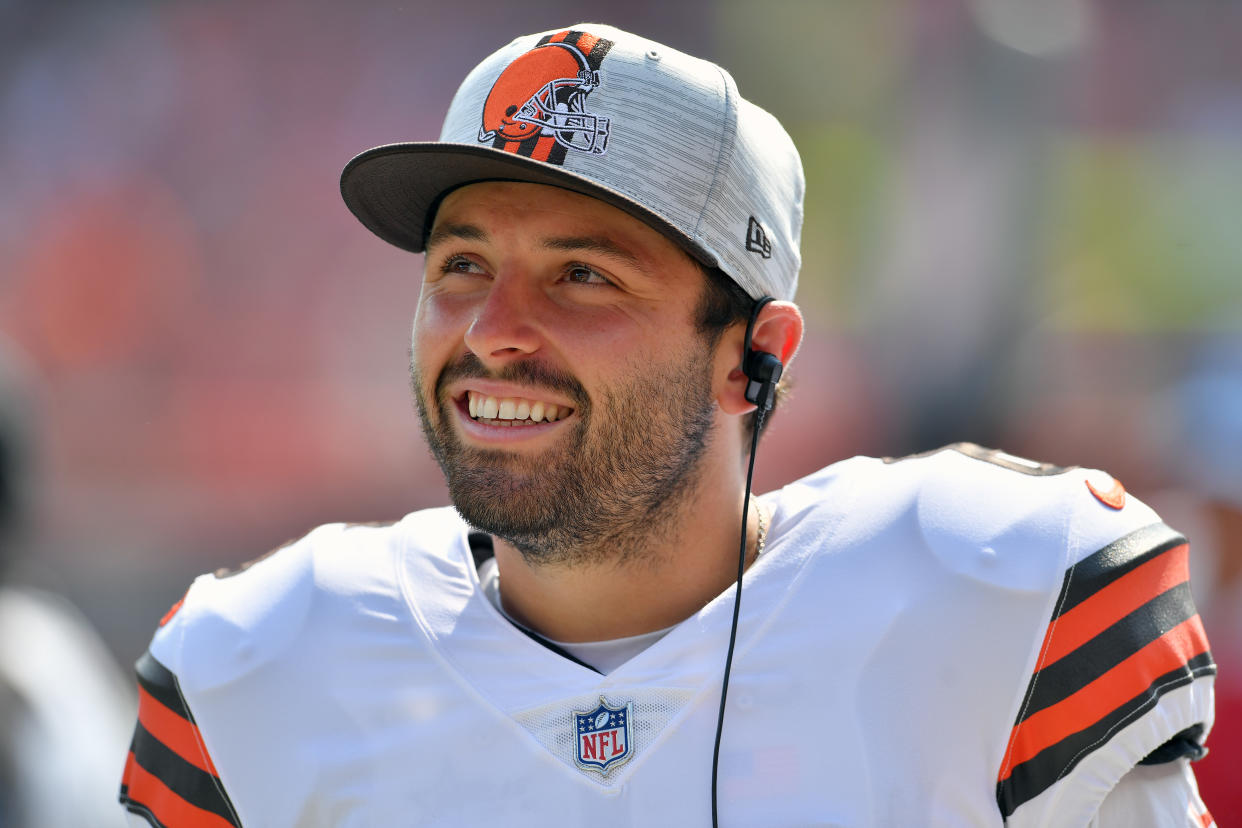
[572,696,634,776]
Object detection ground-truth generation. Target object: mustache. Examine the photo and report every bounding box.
[435,352,589,409]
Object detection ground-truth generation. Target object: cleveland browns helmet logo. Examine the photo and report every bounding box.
[478,30,614,164]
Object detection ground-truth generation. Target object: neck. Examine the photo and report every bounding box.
[490,451,764,642]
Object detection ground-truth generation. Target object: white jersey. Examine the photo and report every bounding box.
[119,445,1216,827]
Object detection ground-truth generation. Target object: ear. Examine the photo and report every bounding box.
[716,300,804,416]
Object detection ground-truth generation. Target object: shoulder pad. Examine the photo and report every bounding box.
[149,523,345,695]
[876,444,1163,593]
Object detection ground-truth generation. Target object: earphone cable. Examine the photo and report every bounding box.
[710,405,767,828]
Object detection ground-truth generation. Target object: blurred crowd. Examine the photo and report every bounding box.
[0,0,1238,823]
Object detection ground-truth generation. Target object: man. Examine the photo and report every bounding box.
[119,24,1215,827]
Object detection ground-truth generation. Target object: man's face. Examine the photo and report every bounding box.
[410,181,727,566]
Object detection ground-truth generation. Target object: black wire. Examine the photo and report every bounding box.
[710,405,767,828]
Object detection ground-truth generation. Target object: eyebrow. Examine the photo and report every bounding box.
[425,222,487,250]
[540,235,643,270]
[427,224,647,272]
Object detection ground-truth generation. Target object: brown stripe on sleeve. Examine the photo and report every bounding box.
[995,524,1216,818]
[1041,544,1191,665]
[1003,615,1211,771]
[997,649,1215,818]
[120,650,242,827]
[136,683,220,776]
[122,750,238,828]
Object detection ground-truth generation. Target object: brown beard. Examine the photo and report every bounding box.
[411,347,718,567]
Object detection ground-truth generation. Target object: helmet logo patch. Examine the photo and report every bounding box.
[479,30,614,164]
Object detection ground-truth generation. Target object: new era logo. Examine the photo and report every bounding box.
[745,216,772,259]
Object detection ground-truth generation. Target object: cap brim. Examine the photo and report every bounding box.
[340,143,717,266]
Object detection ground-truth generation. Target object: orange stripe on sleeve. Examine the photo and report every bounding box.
[501,140,520,154]
[1042,545,1190,665]
[1003,615,1211,773]
[548,30,569,43]
[122,751,237,828]
[136,684,220,776]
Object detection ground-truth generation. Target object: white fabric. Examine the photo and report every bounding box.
[537,625,675,677]
[1089,760,1214,827]
[145,449,1213,826]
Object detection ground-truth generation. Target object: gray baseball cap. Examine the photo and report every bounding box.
[340,23,804,301]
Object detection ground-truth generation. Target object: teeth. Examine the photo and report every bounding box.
[466,392,570,424]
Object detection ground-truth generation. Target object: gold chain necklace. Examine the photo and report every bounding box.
[752,494,767,559]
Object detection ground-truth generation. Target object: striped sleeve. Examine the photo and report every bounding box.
[997,522,1216,820]
[119,650,242,828]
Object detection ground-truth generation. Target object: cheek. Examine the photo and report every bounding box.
[409,297,464,387]
[413,290,473,344]
[555,309,701,396]
[551,300,663,346]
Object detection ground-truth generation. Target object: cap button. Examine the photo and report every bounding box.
[645,49,661,61]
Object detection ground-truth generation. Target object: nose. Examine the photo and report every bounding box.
[463,273,546,365]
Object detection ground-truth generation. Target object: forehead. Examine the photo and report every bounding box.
[430,181,699,268]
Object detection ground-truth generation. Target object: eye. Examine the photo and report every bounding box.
[439,254,486,276]
[563,263,612,286]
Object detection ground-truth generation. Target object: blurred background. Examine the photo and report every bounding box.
[0,0,1238,822]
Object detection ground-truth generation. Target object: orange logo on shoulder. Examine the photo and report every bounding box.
[1086,474,1126,510]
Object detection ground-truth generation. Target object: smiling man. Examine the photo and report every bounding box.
[120,24,1215,827]
[408,181,794,642]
